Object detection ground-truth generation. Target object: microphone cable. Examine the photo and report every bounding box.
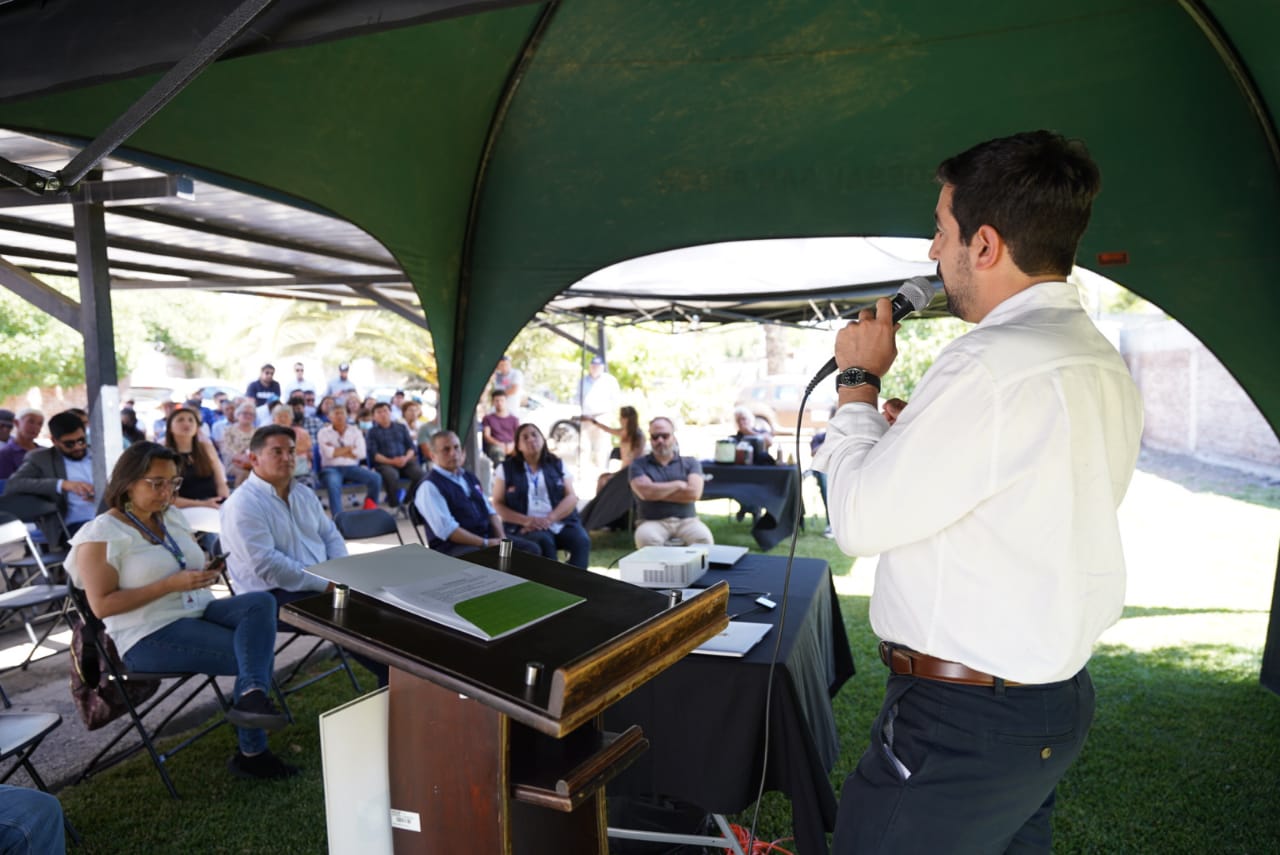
[743,279,934,848]
[743,381,820,852]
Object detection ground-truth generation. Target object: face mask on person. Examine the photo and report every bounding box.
[359,420,373,431]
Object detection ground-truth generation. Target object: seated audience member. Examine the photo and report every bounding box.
[0,785,66,853]
[492,424,590,569]
[315,405,381,512]
[882,397,907,425]
[400,401,425,440]
[164,407,230,509]
[389,390,406,422]
[365,402,423,508]
[629,417,713,548]
[210,398,237,446]
[220,401,258,487]
[315,395,336,424]
[414,431,539,558]
[271,401,314,481]
[480,390,518,466]
[67,441,296,780]
[5,410,97,547]
[730,406,776,465]
[302,391,318,418]
[0,409,11,446]
[120,408,147,447]
[290,395,323,445]
[152,400,177,442]
[356,405,374,433]
[219,425,388,689]
[0,407,44,478]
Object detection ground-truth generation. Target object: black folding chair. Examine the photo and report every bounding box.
[67,586,231,799]
[0,518,71,671]
[0,680,80,844]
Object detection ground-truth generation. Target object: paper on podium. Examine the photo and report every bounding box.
[311,543,584,642]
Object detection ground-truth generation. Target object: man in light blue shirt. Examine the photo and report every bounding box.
[221,425,345,598]
[221,424,387,687]
[413,430,538,557]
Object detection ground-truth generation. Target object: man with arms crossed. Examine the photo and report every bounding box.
[221,425,387,686]
[628,417,713,548]
[814,131,1142,853]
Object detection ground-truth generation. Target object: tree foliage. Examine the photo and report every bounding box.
[0,287,85,397]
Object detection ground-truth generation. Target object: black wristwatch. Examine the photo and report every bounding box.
[835,367,881,391]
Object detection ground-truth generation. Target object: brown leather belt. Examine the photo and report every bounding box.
[879,641,1021,687]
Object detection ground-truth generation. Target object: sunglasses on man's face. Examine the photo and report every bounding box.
[59,436,87,448]
[650,432,671,441]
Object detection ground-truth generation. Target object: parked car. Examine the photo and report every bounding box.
[734,374,838,434]
[520,392,582,456]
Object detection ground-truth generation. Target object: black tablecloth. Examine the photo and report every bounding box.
[700,462,801,550]
[606,555,856,855]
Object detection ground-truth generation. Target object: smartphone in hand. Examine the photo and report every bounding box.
[207,552,231,572]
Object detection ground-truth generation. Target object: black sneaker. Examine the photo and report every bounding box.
[226,691,289,732]
[227,749,300,781]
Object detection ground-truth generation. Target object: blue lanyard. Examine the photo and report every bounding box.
[122,508,187,571]
[524,463,542,495]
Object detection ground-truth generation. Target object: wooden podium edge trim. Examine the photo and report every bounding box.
[511,725,649,812]
[547,581,730,733]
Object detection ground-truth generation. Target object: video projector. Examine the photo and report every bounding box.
[618,546,708,588]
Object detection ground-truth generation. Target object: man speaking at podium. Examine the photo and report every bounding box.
[813,131,1142,853]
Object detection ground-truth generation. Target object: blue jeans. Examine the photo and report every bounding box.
[0,786,64,855]
[319,465,381,512]
[122,592,279,755]
[507,521,591,569]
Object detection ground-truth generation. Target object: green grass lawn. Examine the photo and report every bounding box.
[53,500,1280,853]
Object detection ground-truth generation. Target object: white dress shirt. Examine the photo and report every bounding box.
[814,282,1143,683]
[219,471,347,594]
[316,423,367,469]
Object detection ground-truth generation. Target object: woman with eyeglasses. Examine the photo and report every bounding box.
[163,407,229,509]
[219,401,258,487]
[491,423,591,569]
[65,441,299,781]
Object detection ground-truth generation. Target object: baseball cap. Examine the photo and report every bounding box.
[338,362,350,371]
[590,355,605,366]
[499,354,511,362]
[0,409,13,426]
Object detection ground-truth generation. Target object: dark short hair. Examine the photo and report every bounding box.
[430,430,459,448]
[48,411,85,440]
[249,424,295,452]
[372,401,391,413]
[935,130,1101,277]
[490,389,507,401]
[288,395,305,406]
[261,363,275,371]
[104,442,181,511]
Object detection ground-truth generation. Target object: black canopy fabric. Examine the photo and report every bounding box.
[0,0,1278,687]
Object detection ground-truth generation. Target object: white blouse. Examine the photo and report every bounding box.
[66,508,211,656]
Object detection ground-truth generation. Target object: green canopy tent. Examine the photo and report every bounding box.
[0,0,1278,686]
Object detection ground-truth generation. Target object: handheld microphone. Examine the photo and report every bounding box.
[806,276,937,394]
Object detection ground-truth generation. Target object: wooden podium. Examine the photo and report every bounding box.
[283,547,728,854]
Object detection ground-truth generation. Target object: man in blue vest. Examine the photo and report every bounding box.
[412,430,539,557]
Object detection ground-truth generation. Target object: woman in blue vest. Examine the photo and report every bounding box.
[492,423,591,568]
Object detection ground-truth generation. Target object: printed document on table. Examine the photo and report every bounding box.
[312,543,584,642]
